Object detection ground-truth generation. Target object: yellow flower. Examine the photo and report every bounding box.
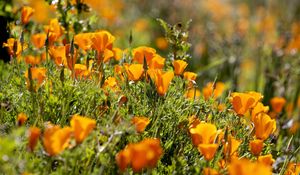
[132,46,156,64]
[258,154,275,166]
[183,72,197,81]
[251,102,269,121]
[43,124,72,156]
[49,46,67,67]
[223,135,241,158]
[3,38,23,57]
[74,64,92,79]
[230,92,263,116]
[103,77,119,91]
[173,60,188,75]
[91,31,115,53]
[21,6,35,24]
[70,114,96,144]
[148,55,165,69]
[131,116,150,133]
[147,69,174,96]
[74,33,93,51]
[189,123,217,146]
[253,113,276,140]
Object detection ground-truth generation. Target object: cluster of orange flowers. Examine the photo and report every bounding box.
[25,114,96,156]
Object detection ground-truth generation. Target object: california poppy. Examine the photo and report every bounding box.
[91,31,115,62]
[148,55,165,69]
[103,77,119,91]
[198,143,219,161]
[203,82,226,100]
[24,55,42,65]
[147,69,174,96]
[132,46,156,64]
[173,60,188,75]
[285,162,300,175]
[49,46,67,67]
[270,97,286,113]
[74,64,92,79]
[228,158,272,175]
[184,88,201,100]
[112,48,123,61]
[223,135,241,158]
[31,33,46,49]
[21,6,34,25]
[253,113,276,140]
[249,139,264,156]
[17,113,28,126]
[3,38,23,57]
[230,92,262,116]
[44,19,64,45]
[131,116,150,133]
[70,114,96,144]
[74,33,93,51]
[189,123,218,146]
[124,64,144,81]
[251,102,269,121]
[183,71,197,81]
[203,168,219,175]
[24,67,47,91]
[258,154,275,166]
[43,124,72,156]
[28,126,41,152]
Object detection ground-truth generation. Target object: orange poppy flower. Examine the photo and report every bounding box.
[116,138,163,172]
[17,113,28,126]
[103,77,119,92]
[285,162,300,175]
[148,54,165,69]
[28,126,41,152]
[147,69,174,96]
[43,124,72,156]
[203,82,226,100]
[198,143,219,161]
[74,33,93,51]
[44,19,64,45]
[49,46,67,67]
[124,64,144,81]
[74,64,92,79]
[228,158,272,175]
[64,44,78,71]
[21,6,34,24]
[173,60,188,75]
[91,30,115,53]
[251,102,269,121]
[223,135,241,158]
[131,116,150,133]
[249,139,264,156]
[189,123,218,146]
[203,168,219,175]
[258,154,274,166]
[270,97,286,113]
[253,113,276,140]
[184,88,201,100]
[114,65,124,81]
[24,55,42,65]
[183,71,197,81]
[155,37,168,50]
[230,92,262,116]
[112,48,123,61]
[132,46,156,64]
[70,114,96,144]
[3,38,23,57]
[24,67,47,91]
[31,33,46,49]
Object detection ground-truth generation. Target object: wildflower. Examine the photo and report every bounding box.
[43,124,72,156]
[17,113,28,126]
[124,64,144,81]
[28,127,41,152]
[21,6,35,25]
[112,48,123,61]
[183,71,197,81]
[251,102,269,121]
[270,97,286,113]
[173,60,188,75]
[285,162,300,175]
[3,38,23,57]
[148,55,165,69]
[30,33,47,49]
[253,113,276,140]
[91,31,115,61]
[228,158,272,175]
[147,69,174,96]
[74,64,91,79]
[230,92,263,116]
[155,37,168,50]
[132,46,156,64]
[198,143,219,161]
[258,154,275,166]
[131,116,150,133]
[24,67,47,91]
[24,55,42,65]
[44,19,64,45]
[203,82,226,100]
[223,135,241,158]
[49,46,67,67]
[74,33,93,51]
[203,168,219,175]
[116,138,163,172]
[184,88,201,100]
[65,44,78,71]
[249,139,264,156]
[70,114,96,144]
[189,123,218,146]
